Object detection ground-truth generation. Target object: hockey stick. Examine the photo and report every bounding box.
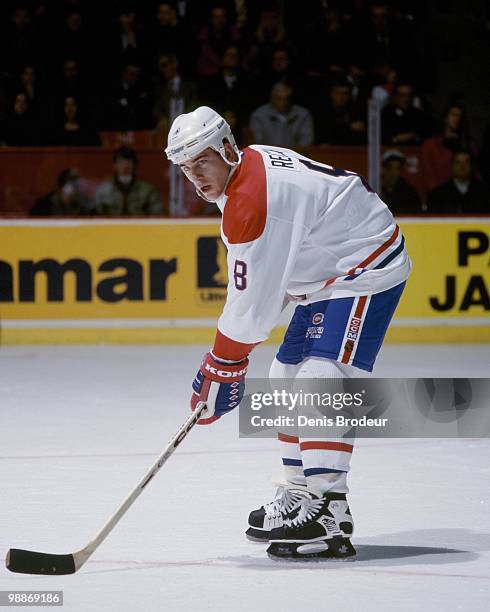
[6,402,208,575]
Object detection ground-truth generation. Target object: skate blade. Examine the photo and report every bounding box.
[266,538,356,562]
[267,552,356,563]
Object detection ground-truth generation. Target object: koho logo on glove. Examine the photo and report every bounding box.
[204,363,248,378]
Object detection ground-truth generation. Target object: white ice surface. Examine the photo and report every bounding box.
[0,344,489,612]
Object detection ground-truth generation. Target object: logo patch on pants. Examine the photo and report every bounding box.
[306,325,324,339]
[312,312,324,325]
[346,316,361,341]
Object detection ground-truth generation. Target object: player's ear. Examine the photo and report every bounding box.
[223,141,237,163]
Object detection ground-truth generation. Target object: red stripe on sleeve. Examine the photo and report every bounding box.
[213,329,257,361]
[322,225,400,289]
[347,225,400,274]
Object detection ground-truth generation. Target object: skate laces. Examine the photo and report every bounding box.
[264,488,306,518]
[289,498,324,528]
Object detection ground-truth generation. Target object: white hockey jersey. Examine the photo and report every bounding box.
[213,145,411,352]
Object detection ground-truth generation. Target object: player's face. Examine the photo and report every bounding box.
[180,148,231,200]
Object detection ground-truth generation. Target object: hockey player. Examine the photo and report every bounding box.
[165,107,411,561]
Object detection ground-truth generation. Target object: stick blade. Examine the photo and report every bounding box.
[6,548,76,575]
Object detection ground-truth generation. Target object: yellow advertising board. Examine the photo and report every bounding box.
[0,219,488,344]
[392,219,489,342]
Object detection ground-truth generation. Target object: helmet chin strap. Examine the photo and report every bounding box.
[195,186,214,202]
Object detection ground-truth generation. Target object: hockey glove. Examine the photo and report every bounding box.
[191,352,248,425]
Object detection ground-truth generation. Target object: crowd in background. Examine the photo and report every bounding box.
[0,0,489,215]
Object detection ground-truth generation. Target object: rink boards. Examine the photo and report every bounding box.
[0,218,489,344]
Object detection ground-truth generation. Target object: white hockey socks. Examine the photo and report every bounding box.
[295,358,357,497]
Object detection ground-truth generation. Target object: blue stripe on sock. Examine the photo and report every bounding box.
[304,467,346,477]
[282,458,303,466]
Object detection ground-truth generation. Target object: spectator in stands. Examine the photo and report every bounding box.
[301,6,354,78]
[30,169,93,216]
[49,96,100,146]
[118,8,138,52]
[152,53,200,132]
[104,7,146,71]
[201,46,252,120]
[255,46,304,106]
[222,108,250,148]
[268,47,292,83]
[95,146,163,216]
[346,63,370,117]
[314,81,366,145]
[426,151,489,214]
[151,2,179,50]
[0,92,39,145]
[361,3,392,66]
[196,4,241,78]
[381,150,423,214]
[0,7,36,74]
[370,61,397,108]
[243,6,287,75]
[249,82,314,147]
[55,58,85,101]
[254,7,287,58]
[104,61,152,131]
[17,65,42,117]
[56,10,91,71]
[175,0,240,33]
[60,56,104,121]
[148,3,193,74]
[421,104,478,192]
[360,3,422,87]
[381,82,433,145]
[108,5,148,65]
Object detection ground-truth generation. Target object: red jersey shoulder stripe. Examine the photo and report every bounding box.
[222,147,267,245]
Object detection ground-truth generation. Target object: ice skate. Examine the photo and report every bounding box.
[266,493,355,561]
